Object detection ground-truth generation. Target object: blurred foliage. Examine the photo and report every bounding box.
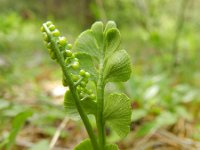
[0,0,200,149]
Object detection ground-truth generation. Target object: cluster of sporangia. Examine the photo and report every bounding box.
[41,21,96,101]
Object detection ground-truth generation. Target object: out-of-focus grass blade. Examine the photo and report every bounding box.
[5,110,33,150]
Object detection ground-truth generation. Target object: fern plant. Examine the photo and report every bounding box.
[41,20,132,150]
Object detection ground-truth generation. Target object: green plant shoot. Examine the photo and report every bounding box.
[41,20,132,150]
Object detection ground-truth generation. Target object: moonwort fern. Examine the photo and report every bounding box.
[41,21,132,150]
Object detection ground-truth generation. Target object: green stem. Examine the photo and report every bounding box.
[43,24,99,150]
[96,59,105,148]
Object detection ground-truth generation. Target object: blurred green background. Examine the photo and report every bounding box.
[1,0,200,149]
